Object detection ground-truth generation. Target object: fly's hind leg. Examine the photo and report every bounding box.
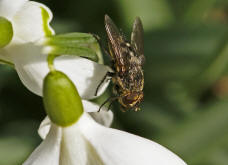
[95,71,114,96]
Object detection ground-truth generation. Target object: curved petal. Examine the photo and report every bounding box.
[78,113,187,165]
[10,43,110,99]
[82,100,113,127]
[0,0,27,20]
[38,101,113,139]
[38,116,51,140]
[54,56,110,99]
[12,1,54,43]
[23,124,61,165]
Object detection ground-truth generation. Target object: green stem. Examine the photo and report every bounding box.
[47,54,58,72]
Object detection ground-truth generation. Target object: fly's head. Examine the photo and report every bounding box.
[119,91,144,111]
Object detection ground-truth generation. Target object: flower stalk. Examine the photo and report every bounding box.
[47,54,58,72]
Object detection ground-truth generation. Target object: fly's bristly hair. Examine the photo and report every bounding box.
[98,14,145,111]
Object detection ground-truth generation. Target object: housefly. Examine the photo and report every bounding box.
[96,15,145,111]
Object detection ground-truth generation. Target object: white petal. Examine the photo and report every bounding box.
[12,1,54,43]
[82,100,113,127]
[78,113,187,165]
[23,124,61,165]
[55,56,110,99]
[10,43,110,99]
[38,101,113,139]
[60,124,105,165]
[0,0,27,20]
[0,48,13,64]
[38,116,51,140]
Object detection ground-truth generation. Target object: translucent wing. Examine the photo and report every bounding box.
[131,17,144,59]
[104,14,126,66]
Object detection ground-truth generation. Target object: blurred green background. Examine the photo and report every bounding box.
[1,0,228,164]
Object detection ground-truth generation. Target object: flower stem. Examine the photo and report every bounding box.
[47,54,58,72]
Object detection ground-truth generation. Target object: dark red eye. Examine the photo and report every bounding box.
[123,93,138,104]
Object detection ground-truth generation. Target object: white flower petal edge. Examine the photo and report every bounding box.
[9,43,110,99]
[12,1,54,43]
[23,124,61,165]
[0,0,27,20]
[38,116,51,140]
[78,113,187,165]
[38,100,113,139]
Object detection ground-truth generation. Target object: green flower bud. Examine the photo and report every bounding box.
[43,71,83,126]
[0,17,13,48]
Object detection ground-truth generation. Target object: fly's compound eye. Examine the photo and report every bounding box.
[123,93,139,105]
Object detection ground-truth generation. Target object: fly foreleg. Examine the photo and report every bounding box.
[95,71,114,96]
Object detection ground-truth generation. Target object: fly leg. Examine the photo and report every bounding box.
[107,99,116,111]
[98,96,118,112]
[95,71,114,96]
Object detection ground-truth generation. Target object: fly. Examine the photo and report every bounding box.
[96,14,145,111]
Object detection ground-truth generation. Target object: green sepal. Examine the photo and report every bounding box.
[43,33,102,62]
[49,46,98,62]
[45,33,97,47]
[0,17,13,48]
[43,71,83,127]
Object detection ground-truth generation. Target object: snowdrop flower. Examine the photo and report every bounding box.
[0,0,109,99]
[23,70,187,165]
[0,0,112,131]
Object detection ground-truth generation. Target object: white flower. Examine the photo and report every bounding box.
[0,0,109,99]
[24,101,187,165]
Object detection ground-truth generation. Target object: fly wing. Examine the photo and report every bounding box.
[105,15,126,66]
[131,17,145,64]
